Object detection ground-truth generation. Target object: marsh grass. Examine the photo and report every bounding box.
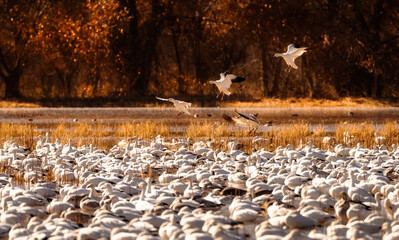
[262,122,312,148]
[379,121,399,139]
[185,121,250,139]
[335,121,376,146]
[313,125,327,137]
[0,120,398,152]
[223,97,392,108]
[115,121,171,138]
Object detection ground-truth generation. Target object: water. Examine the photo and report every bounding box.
[0,107,398,124]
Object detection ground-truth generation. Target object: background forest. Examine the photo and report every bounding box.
[0,0,398,102]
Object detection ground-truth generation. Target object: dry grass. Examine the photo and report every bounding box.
[185,121,251,139]
[313,125,327,137]
[222,97,393,108]
[0,101,41,108]
[379,120,399,139]
[0,120,397,152]
[335,121,376,146]
[115,121,170,138]
[262,122,313,148]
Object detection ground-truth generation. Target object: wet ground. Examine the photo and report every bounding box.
[0,107,398,124]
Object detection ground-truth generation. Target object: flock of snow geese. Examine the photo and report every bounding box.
[0,131,398,240]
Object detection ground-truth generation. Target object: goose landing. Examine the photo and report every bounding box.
[274,44,307,72]
[154,96,192,116]
[209,71,245,100]
[223,109,260,133]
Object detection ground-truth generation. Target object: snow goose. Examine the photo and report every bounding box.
[183,178,202,198]
[80,185,101,214]
[154,96,192,116]
[223,110,260,133]
[47,200,76,215]
[61,208,92,225]
[133,182,155,212]
[274,44,308,72]
[300,207,335,226]
[284,212,317,229]
[335,192,350,224]
[209,71,245,100]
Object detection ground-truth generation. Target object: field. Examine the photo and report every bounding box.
[1,106,399,239]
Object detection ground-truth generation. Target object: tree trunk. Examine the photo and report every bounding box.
[260,42,269,97]
[4,67,22,99]
[0,49,22,99]
[128,0,163,96]
[193,16,207,91]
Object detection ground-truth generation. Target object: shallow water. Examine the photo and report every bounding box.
[0,107,398,124]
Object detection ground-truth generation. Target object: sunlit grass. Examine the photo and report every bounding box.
[115,121,171,138]
[0,101,41,108]
[313,125,327,137]
[222,97,393,108]
[0,120,397,151]
[379,120,399,138]
[185,121,250,139]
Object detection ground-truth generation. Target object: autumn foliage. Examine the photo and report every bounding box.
[0,0,397,101]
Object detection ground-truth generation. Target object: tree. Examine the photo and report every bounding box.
[33,0,129,98]
[0,0,50,99]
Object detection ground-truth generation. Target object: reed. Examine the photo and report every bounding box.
[223,97,391,108]
[115,121,170,139]
[0,120,396,152]
[185,121,252,139]
[335,121,375,146]
[312,125,327,137]
[265,122,312,147]
[379,120,399,138]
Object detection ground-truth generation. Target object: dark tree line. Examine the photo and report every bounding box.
[0,0,397,100]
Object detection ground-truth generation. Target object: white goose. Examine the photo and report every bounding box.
[209,71,245,100]
[154,96,192,116]
[274,44,307,72]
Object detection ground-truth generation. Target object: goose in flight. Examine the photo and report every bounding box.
[274,44,307,72]
[222,109,260,133]
[154,96,192,116]
[209,72,245,100]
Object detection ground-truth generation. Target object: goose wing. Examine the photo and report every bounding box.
[286,44,298,54]
[222,114,235,124]
[154,96,171,102]
[227,74,246,83]
[235,110,260,124]
[178,100,192,108]
[287,44,307,58]
[290,48,307,59]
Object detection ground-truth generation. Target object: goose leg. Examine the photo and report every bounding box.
[177,112,183,116]
[221,93,224,101]
[216,92,221,99]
